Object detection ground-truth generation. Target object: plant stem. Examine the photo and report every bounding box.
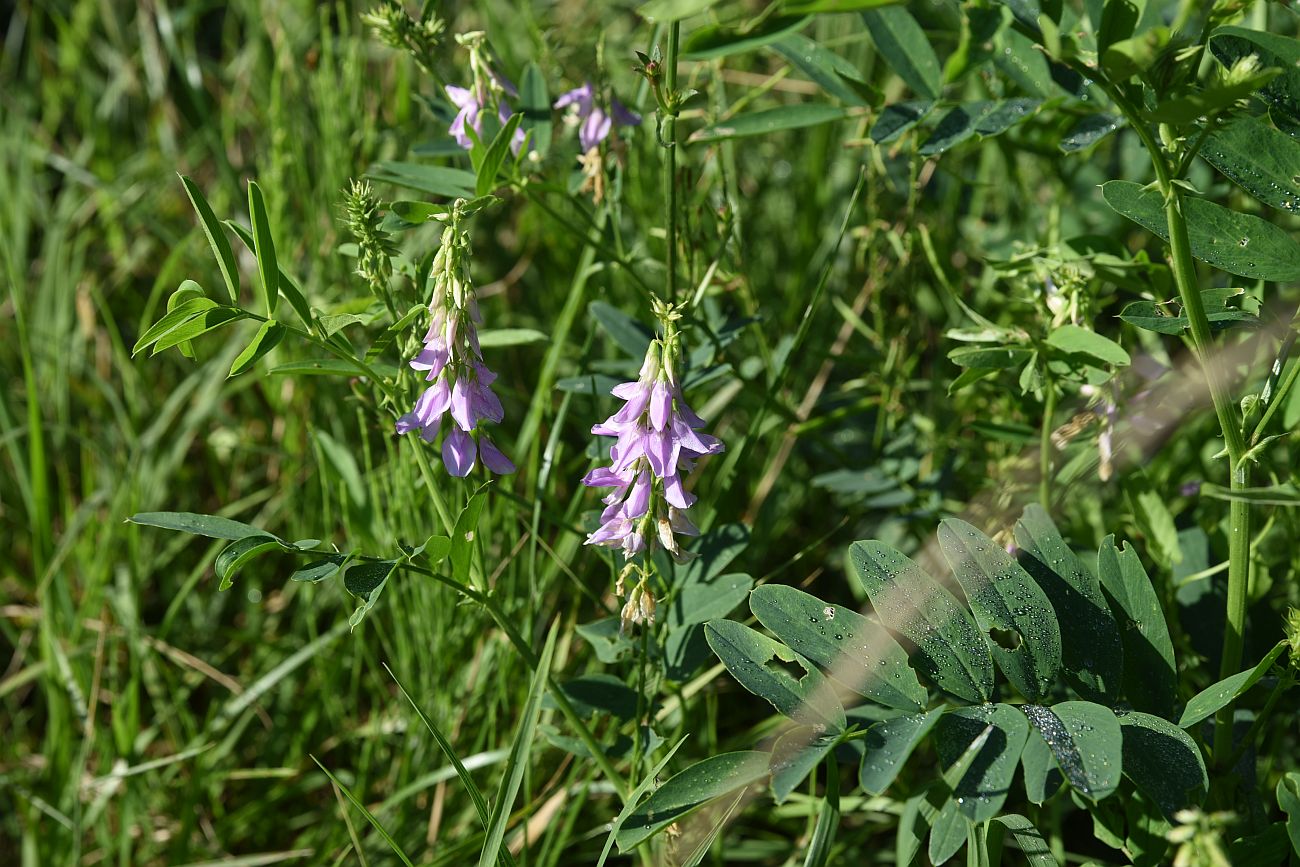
[663,22,680,302]
[1113,95,1252,762]
[1039,380,1057,509]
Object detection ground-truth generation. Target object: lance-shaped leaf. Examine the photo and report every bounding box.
[179,175,240,305]
[1020,702,1122,802]
[128,511,277,542]
[849,541,995,704]
[1177,640,1287,728]
[1097,536,1177,718]
[704,620,846,730]
[1103,180,1300,282]
[247,181,278,316]
[688,104,852,143]
[934,704,1030,822]
[919,99,1040,156]
[939,518,1061,701]
[1118,711,1207,820]
[615,751,769,850]
[858,707,943,796]
[749,584,926,711]
[1014,505,1122,702]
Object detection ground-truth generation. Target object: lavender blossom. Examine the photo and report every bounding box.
[396,212,514,477]
[582,306,722,562]
[555,82,641,152]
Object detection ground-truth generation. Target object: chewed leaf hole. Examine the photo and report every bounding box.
[988,628,1023,651]
[764,654,808,682]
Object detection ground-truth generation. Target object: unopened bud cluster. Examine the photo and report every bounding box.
[343,180,398,301]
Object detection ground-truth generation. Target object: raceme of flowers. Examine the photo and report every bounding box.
[582,310,724,563]
[395,220,514,477]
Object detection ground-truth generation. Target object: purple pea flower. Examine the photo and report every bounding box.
[582,315,722,562]
[555,82,641,152]
[396,222,514,477]
[446,78,529,154]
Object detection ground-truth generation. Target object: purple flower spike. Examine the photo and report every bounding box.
[446,85,483,149]
[395,220,514,476]
[581,307,723,562]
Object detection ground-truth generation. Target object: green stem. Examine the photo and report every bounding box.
[663,22,680,302]
[1111,90,1252,762]
[1039,380,1057,510]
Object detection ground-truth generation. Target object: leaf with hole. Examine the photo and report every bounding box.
[1015,505,1123,702]
[749,584,926,711]
[939,518,1061,701]
[704,619,845,730]
[1278,772,1300,856]
[850,540,995,703]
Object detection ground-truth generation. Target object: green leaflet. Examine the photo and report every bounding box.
[229,319,286,377]
[1044,324,1130,367]
[1097,535,1177,718]
[1177,640,1287,728]
[1102,179,1300,282]
[1118,711,1207,820]
[939,518,1061,702]
[1020,727,1064,804]
[1201,117,1300,213]
[704,619,846,730]
[862,6,940,100]
[247,180,278,317]
[1278,773,1300,857]
[179,175,240,305]
[215,535,283,590]
[615,751,769,850]
[994,815,1058,866]
[919,99,1040,156]
[1020,702,1123,802]
[849,541,995,704]
[366,161,477,198]
[934,704,1030,822]
[1209,26,1300,128]
[1015,505,1123,703]
[749,584,926,711]
[858,707,943,796]
[769,727,837,804]
[688,104,852,143]
[128,511,276,542]
[681,15,808,61]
